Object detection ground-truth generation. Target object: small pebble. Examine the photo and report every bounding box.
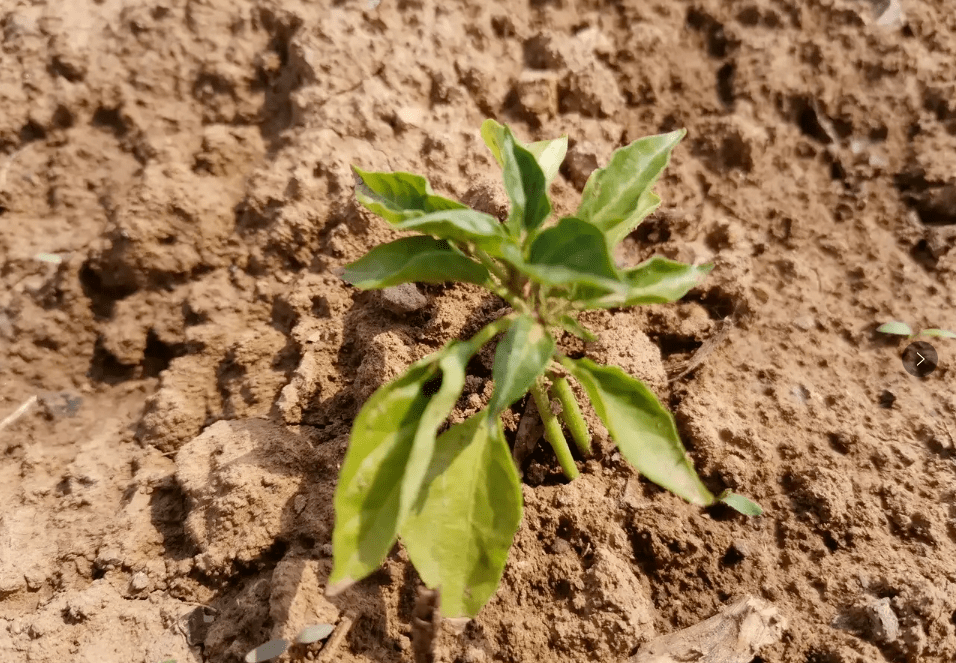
[379,283,429,314]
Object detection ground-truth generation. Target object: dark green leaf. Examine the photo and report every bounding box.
[576,257,712,309]
[353,168,465,224]
[501,129,551,235]
[393,208,521,259]
[561,356,714,506]
[717,490,764,516]
[523,217,626,294]
[401,414,523,618]
[488,315,555,416]
[576,130,685,247]
[341,236,489,289]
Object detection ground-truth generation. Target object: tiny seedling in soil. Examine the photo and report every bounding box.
[876,321,956,340]
[244,624,334,663]
[327,119,763,619]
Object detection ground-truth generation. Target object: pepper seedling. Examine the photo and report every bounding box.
[328,119,762,618]
[876,321,956,340]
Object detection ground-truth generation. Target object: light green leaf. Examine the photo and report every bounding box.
[330,358,439,589]
[876,321,913,336]
[341,236,489,289]
[577,257,712,309]
[245,639,289,663]
[560,356,714,506]
[401,414,523,618]
[717,490,764,516]
[296,624,335,644]
[919,328,956,339]
[353,168,466,224]
[488,315,556,416]
[501,129,551,235]
[330,334,488,591]
[555,315,598,342]
[576,130,685,247]
[526,136,568,183]
[481,119,567,184]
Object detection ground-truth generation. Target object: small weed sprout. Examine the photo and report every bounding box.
[243,624,334,663]
[328,120,762,618]
[877,321,956,340]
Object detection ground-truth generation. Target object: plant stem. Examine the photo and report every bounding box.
[530,378,579,480]
[550,377,591,456]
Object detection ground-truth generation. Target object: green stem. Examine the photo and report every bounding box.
[530,378,579,480]
[465,312,517,352]
[550,377,591,456]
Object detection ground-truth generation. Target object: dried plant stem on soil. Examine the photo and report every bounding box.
[0,395,38,433]
[316,611,355,663]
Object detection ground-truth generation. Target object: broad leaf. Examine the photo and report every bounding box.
[717,490,764,516]
[353,168,466,224]
[576,257,712,309]
[920,328,956,339]
[876,321,913,336]
[401,414,523,618]
[341,236,489,289]
[330,358,438,589]
[488,315,555,416]
[529,217,619,279]
[576,130,685,247]
[330,338,479,590]
[560,356,714,506]
[501,129,551,235]
[394,208,522,260]
[480,119,567,183]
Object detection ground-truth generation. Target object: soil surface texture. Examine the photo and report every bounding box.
[2,0,955,662]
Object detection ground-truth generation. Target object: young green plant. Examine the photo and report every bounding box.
[328,120,762,619]
[876,321,956,340]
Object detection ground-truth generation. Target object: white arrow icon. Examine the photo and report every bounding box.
[916,353,925,366]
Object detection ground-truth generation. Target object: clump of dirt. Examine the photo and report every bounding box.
[2,0,956,662]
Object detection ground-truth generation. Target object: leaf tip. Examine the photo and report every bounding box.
[325,577,356,598]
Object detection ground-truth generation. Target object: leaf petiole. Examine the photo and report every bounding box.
[549,376,591,456]
[530,378,579,479]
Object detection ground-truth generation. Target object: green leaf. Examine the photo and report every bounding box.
[717,490,764,516]
[330,358,438,589]
[353,168,466,224]
[524,217,626,295]
[576,257,712,309]
[481,119,567,184]
[876,321,913,336]
[576,129,685,247]
[560,356,714,506]
[394,208,522,260]
[488,315,556,416]
[330,336,479,590]
[245,639,289,663]
[526,136,568,183]
[501,129,551,235]
[401,414,523,618]
[919,328,956,339]
[341,236,489,289]
[555,315,599,342]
